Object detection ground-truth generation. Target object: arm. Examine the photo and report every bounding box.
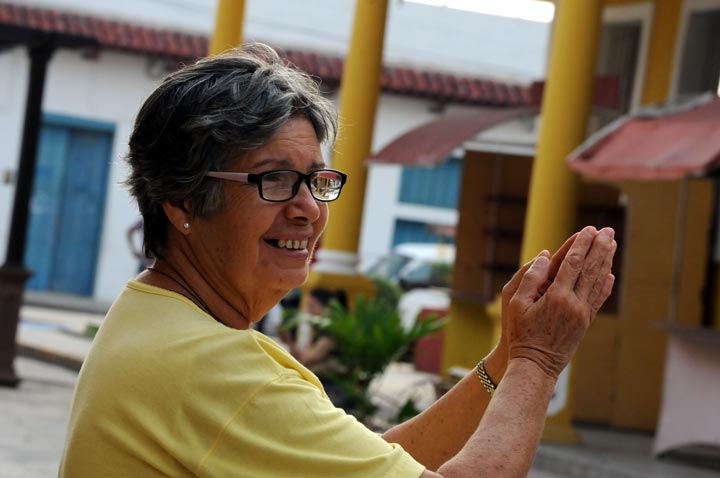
[297,336,336,367]
[382,345,504,471]
[432,357,557,477]
[126,220,144,260]
[383,234,580,470]
[394,226,616,478]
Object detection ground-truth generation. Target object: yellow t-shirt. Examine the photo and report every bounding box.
[60,281,425,478]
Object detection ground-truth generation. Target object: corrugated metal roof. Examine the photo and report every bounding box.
[568,95,720,180]
[368,107,535,166]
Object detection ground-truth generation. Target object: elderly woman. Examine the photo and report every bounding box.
[60,44,616,478]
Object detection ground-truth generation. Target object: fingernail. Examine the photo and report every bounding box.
[602,228,615,239]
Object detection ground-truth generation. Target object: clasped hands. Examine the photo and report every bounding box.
[499,226,617,380]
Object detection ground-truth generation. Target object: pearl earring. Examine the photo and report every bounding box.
[183,222,190,230]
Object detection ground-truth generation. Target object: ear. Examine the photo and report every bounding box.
[162,199,192,235]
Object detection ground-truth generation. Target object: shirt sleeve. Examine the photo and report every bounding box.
[196,371,425,478]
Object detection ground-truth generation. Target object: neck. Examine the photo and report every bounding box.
[139,249,281,330]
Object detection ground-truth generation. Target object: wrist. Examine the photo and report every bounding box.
[507,348,565,380]
[507,356,560,383]
[483,343,508,385]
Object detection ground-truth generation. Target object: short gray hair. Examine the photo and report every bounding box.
[124,43,338,259]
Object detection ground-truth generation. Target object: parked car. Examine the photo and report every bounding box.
[365,243,455,330]
[365,243,455,291]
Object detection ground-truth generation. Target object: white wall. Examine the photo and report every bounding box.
[23,0,550,81]
[0,48,162,303]
[0,48,29,261]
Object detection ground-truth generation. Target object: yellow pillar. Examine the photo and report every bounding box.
[308,0,388,299]
[639,0,683,105]
[323,0,387,254]
[209,0,245,55]
[522,0,604,443]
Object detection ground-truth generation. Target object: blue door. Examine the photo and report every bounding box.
[24,115,114,296]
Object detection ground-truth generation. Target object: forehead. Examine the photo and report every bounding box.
[238,117,325,171]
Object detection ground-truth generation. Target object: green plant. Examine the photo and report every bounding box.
[319,294,445,424]
[371,276,403,310]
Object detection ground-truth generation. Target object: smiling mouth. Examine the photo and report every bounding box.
[266,239,309,250]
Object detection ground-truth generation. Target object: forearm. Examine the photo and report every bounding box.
[434,358,556,478]
[298,337,335,366]
[382,344,507,471]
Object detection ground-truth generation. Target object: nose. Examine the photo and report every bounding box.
[286,180,322,223]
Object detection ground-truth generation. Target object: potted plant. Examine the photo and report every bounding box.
[318,282,445,425]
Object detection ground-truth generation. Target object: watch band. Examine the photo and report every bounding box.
[476,358,496,397]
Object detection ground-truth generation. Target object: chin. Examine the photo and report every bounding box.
[278,267,310,290]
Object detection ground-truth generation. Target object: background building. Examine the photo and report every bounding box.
[0,0,549,303]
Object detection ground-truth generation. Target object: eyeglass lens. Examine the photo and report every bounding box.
[261,170,343,201]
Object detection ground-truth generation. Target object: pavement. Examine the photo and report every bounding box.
[2,301,719,478]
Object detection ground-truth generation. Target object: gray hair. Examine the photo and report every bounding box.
[124,43,338,259]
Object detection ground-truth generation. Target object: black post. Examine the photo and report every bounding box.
[0,40,55,387]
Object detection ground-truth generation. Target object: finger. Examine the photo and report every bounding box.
[587,239,617,307]
[502,250,550,307]
[539,233,579,296]
[547,232,579,282]
[591,273,615,313]
[514,255,551,307]
[553,226,598,291]
[575,228,615,302]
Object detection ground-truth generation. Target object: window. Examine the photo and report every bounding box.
[399,157,462,208]
[596,22,641,114]
[393,219,455,246]
[675,8,720,97]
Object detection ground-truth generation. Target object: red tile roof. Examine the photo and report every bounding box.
[0,2,530,107]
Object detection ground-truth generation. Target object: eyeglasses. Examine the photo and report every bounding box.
[206,169,347,202]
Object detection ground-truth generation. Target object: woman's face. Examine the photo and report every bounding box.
[190,117,329,308]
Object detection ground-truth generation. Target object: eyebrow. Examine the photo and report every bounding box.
[250,158,327,170]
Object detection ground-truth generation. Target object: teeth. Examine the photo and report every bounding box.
[275,239,308,250]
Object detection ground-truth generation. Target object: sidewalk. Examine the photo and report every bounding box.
[4,303,720,478]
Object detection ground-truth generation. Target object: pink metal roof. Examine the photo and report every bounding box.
[367,107,535,166]
[568,95,720,180]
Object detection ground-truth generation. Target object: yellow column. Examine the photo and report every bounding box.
[639,0,683,105]
[308,0,388,300]
[209,0,245,55]
[323,0,387,254]
[522,0,604,443]
[522,0,603,262]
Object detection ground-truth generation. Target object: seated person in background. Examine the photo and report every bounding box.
[285,287,347,370]
[281,287,352,409]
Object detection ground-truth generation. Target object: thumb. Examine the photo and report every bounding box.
[515,255,550,306]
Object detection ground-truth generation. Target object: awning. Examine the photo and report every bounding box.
[367,107,535,167]
[567,95,720,181]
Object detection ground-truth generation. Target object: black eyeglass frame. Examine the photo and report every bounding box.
[206,168,348,203]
